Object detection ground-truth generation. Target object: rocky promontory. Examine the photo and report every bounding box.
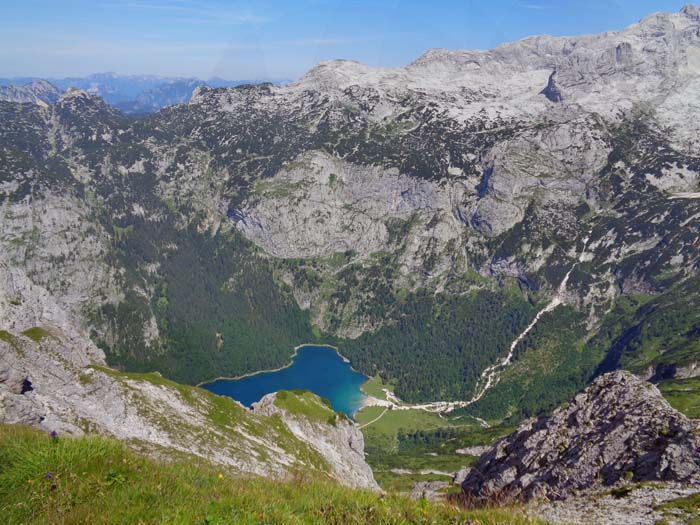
[462,371,700,502]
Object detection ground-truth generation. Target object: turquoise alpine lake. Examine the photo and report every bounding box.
[201,345,368,417]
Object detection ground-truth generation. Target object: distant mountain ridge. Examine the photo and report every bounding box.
[0,73,290,114]
[0,79,62,107]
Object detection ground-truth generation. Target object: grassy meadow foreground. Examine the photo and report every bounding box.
[0,424,542,525]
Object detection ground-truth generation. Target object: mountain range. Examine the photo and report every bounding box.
[1,4,700,523]
[0,72,289,114]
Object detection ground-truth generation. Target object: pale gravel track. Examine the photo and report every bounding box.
[358,407,389,429]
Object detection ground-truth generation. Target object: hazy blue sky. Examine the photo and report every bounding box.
[0,0,690,80]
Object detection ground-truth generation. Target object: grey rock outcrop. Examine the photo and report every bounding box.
[455,445,491,456]
[531,482,700,525]
[452,466,472,485]
[462,371,700,502]
[409,480,450,501]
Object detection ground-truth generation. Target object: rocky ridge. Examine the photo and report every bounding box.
[0,327,377,489]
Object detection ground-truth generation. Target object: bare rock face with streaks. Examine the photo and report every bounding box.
[236,151,461,259]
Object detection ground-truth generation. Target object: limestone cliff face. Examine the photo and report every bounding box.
[461,371,700,502]
[0,328,377,489]
[236,151,461,260]
[0,192,122,336]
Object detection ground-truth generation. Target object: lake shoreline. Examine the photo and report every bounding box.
[197,343,357,387]
[200,343,368,417]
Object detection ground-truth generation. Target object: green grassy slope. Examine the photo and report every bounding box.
[0,424,543,525]
[657,493,700,524]
[658,377,700,419]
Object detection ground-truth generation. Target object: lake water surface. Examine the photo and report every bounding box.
[201,345,367,416]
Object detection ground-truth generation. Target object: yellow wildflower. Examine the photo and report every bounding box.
[217,473,224,480]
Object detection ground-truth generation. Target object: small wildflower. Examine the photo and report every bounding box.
[50,430,58,439]
[217,473,224,480]
[27,479,34,486]
[44,472,53,480]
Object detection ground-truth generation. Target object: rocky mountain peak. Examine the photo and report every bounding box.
[292,59,380,93]
[190,84,213,101]
[59,87,91,101]
[55,87,122,117]
[462,371,700,502]
[51,88,126,148]
[682,3,700,20]
[28,79,57,90]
